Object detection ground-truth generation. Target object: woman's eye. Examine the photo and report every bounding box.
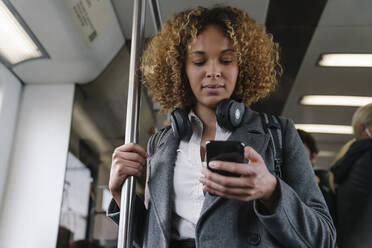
[221,60,232,65]
[193,61,206,66]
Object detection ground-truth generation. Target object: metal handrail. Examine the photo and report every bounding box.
[117,0,163,246]
[117,0,146,247]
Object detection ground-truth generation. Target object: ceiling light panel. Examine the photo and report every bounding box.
[318,54,372,67]
[300,95,372,107]
[0,0,47,66]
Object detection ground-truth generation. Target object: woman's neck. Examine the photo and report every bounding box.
[194,103,217,161]
[194,104,216,130]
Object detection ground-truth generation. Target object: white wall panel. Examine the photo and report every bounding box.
[0,63,22,211]
[0,83,74,248]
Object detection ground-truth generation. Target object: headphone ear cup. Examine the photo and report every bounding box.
[229,101,245,128]
[170,109,192,140]
[216,99,245,131]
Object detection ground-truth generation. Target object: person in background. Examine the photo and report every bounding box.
[332,138,355,165]
[331,103,372,248]
[297,129,319,165]
[297,129,336,221]
[107,6,336,247]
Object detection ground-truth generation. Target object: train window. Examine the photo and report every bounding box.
[57,153,92,246]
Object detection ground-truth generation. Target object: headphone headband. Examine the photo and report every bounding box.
[170,99,245,140]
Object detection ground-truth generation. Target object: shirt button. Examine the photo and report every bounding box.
[247,233,261,245]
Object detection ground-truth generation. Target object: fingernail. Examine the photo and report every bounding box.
[199,177,205,183]
[209,161,217,168]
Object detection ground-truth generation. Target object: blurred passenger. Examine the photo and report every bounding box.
[297,129,319,165]
[332,138,356,165]
[297,129,336,220]
[331,103,372,248]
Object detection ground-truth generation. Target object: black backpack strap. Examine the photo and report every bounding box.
[259,113,283,178]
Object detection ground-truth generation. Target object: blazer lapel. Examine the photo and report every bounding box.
[147,129,180,242]
[198,108,270,221]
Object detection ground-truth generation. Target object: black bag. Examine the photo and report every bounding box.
[314,169,337,222]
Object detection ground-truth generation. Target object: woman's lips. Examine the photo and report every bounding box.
[202,84,225,93]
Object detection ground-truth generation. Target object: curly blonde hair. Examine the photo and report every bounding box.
[140,5,281,112]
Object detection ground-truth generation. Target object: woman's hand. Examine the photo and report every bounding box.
[200,146,279,212]
[109,143,148,208]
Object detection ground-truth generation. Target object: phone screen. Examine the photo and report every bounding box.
[206,140,245,177]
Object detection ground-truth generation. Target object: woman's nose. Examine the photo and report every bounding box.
[206,62,221,78]
[206,72,221,78]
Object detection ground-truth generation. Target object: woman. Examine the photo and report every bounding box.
[108,6,336,247]
[331,103,372,248]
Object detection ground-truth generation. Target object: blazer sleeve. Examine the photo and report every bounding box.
[106,130,162,246]
[106,195,148,247]
[253,118,337,248]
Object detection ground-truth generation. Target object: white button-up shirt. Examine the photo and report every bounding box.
[171,110,231,240]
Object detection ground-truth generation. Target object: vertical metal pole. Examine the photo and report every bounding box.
[117,0,146,247]
[148,0,162,32]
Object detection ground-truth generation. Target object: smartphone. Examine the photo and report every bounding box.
[206,140,245,177]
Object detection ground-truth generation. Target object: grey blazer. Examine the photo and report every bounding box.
[108,108,337,247]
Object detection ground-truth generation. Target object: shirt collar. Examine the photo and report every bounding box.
[187,109,231,137]
[188,109,202,124]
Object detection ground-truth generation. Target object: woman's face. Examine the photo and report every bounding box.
[185,25,239,109]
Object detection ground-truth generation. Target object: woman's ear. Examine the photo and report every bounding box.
[310,152,318,165]
[359,124,366,136]
[359,123,372,138]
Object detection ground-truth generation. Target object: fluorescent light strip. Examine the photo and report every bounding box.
[318,54,372,67]
[301,95,372,107]
[0,1,42,65]
[318,150,336,158]
[295,124,353,134]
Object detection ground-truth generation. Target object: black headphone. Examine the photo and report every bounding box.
[170,99,245,140]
